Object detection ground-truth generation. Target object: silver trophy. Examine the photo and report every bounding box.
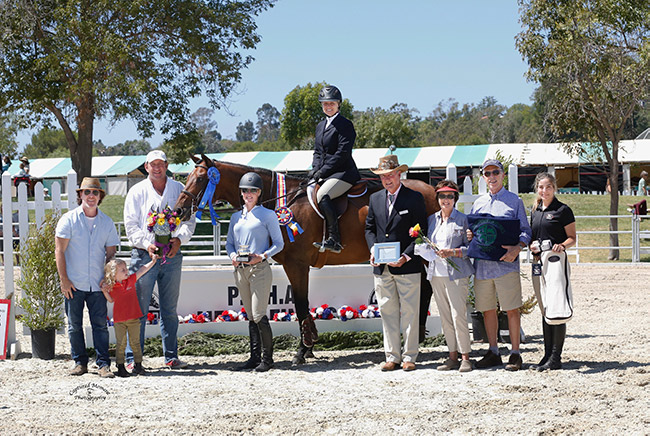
[236,244,251,263]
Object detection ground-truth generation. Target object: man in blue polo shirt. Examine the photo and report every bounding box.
[55,177,120,377]
[469,159,532,371]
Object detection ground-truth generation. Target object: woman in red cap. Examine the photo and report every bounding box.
[415,180,475,372]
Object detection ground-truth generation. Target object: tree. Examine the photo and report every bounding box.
[98,139,151,156]
[354,103,419,148]
[280,82,354,148]
[517,0,650,260]
[190,107,222,153]
[23,127,69,159]
[0,112,19,157]
[236,120,256,142]
[256,103,280,142]
[0,0,275,181]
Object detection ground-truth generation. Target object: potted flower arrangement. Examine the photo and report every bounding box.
[17,212,65,360]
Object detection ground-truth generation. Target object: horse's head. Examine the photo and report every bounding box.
[174,153,214,221]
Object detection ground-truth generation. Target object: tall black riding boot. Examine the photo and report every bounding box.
[237,321,261,370]
[313,195,343,253]
[254,316,274,372]
[538,323,566,371]
[532,318,554,370]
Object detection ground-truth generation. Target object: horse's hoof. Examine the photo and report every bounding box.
[304,349,315,359]
[291,355,305,366]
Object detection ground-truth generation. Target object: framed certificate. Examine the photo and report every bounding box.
[373,242,401,264]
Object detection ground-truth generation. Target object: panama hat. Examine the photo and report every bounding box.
[76,177,105,198]
[371,155,408,175]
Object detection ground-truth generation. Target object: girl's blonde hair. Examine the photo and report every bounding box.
[104,258,127,290]
[533,172,558,210]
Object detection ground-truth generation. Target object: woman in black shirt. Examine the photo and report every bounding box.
[529,172,576,371]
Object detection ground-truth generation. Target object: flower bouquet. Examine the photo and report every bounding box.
[146,205,181,263]
[410,223,461,272]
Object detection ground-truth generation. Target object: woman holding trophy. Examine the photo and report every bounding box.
[529,172,576,371]
[226,172,284,372]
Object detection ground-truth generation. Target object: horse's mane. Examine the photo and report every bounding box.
[214,159,308,182]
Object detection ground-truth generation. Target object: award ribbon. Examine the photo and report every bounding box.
[196,167,221,225]
[274,173,303,242]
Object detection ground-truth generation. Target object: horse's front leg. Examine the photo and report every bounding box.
[282,263,317,365]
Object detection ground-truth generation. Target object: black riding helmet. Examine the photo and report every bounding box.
[318,85,342,102]
[239,172,263,190]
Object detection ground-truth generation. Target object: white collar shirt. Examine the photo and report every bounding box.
[124,177,196,250]
[325,112,339,129]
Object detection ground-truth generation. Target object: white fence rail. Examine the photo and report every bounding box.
[2,170,78,356]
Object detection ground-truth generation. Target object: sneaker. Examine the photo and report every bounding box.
[475,350,503,369]
[165,358,189,369]
[437,358,460,371]
[459,359,473,373]
[69,364,88,376]
[98,365,115,378]
[505,353,523,371]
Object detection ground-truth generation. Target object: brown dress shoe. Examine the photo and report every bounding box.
[402,362,416,371]
[381,361,399,371]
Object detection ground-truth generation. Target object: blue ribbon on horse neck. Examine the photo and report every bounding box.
[196,167,221,225]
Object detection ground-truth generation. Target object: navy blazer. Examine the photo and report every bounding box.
[365,185,428,276]
[311,114,361,185]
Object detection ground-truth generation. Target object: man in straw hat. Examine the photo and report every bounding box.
[55,177,119,378]
[365,155,427,371]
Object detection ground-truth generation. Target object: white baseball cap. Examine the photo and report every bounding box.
[145,150,167,163]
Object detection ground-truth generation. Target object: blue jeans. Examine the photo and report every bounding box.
[64,290,110,368]
[126,249,183,364]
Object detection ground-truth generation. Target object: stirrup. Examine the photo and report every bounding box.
[321,237,342,253]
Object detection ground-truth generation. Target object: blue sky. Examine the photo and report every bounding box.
[17,0,537,150]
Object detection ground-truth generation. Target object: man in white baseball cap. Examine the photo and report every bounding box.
[123,148,196,370]
[145,150,167,164]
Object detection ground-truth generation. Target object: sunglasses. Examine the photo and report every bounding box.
[483,170,501,177]
[83,189,100,196]
[241,188,260,194]
[437,193,456,200]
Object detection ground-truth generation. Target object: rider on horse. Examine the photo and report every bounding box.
[309,85,361,254]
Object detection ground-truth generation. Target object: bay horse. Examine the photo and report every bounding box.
[174,154,440,364]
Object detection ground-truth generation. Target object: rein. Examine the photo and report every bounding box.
[185,163,312,217]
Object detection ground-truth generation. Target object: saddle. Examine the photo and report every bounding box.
[307,180,368,218]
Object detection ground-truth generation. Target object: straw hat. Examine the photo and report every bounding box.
[76,177,105,198]
[370,155,408,175]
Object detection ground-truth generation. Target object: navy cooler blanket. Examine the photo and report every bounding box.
[467,214,521,261]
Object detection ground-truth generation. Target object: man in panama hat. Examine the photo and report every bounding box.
[56,177,119,378]
[365,154,427,372]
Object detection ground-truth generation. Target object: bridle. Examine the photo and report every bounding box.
[180,162,315,218]
[181,164,210,215]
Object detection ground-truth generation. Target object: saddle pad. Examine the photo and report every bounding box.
[540,250,573,324]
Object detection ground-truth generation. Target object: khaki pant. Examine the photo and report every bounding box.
[430,276,471,355]
[374,269,420,363]
[474,271,522,312]
[234,260,272,323]
[114,318,142,365]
